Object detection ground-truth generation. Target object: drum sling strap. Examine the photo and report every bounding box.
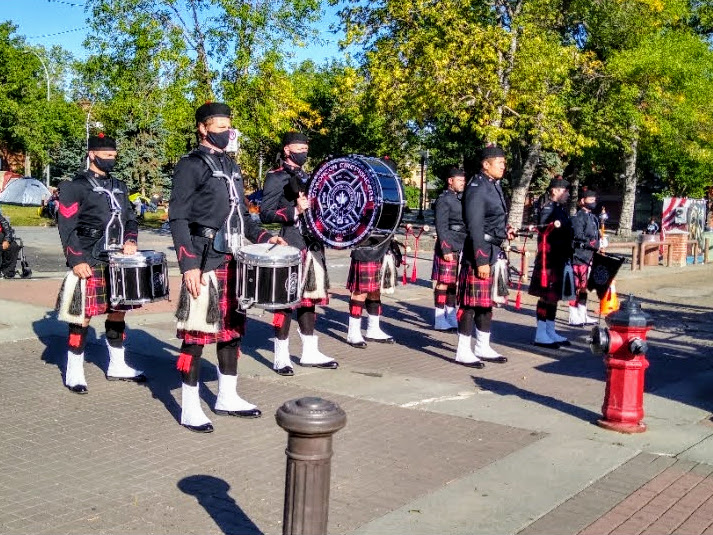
[86,175,125,254]
[191,150,246,254]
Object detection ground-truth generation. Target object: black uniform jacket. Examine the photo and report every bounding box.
[462,173,509,268]
[169,145,272,274]
[0,213,15,243]
[537,201,573,266]
[260,164,312,251]
[571,209,599,266]
[57,169,138,268]
[350,236,391,262]
[434,189,466,257]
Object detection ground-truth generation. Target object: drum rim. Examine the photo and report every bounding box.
[109,250,166,267]
[235,243,302,265]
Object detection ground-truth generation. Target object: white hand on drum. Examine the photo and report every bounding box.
[123,241,138,256]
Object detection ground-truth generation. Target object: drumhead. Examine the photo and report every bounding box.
[109,250,166,268]
[305,155,405,249]
[236,243,302,267]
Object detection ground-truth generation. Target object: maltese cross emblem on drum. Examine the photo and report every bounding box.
[306,157,380,249]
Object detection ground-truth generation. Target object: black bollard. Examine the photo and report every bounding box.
[275,397,347,535]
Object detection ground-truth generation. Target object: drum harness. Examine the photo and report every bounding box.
[192,151,246,256]
[85,175,126,255]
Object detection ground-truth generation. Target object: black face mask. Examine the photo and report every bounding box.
[584,201,597,211]
[207,130,231,150]
[94,156,116,174]
[289,151,308,167]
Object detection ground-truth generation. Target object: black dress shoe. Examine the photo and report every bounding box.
[275,366,294,376]
[480,355,508,363]
[534,341,561,349]
[300,361,339,369]
[364,336,394,344]
[555,340,572,347]
[347,340,367,349]
[182,422,214,433]
[455,360,485,369]
[107,373,147,383]
[67,384,88,394]
[215,408,262,418]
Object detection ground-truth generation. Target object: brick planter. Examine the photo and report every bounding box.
[667,230,688,267]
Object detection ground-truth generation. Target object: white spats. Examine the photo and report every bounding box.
[299,333,336,366]
[434,307,452,331]
[546,320,569,344]
[455,334,481,365]
[180,383,212,427]
[535,320,557,346]
[365,314,392,341]
[273,338,292,371]
[214,369,257,412]
[347,316,366,345]
[65,351,87,388]
[473,329,502,360]
[445,306,459,329]
[579,304,597,325]
[105,340,144,379]
[568,305,583,326]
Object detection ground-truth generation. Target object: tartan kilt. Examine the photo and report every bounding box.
[346,259,381,293]
[457,264,493,308]
[528,257,564,303]
[572,263,589,293]
[85,264,141,318]
[177,260,246,345]
[431,253,459,285]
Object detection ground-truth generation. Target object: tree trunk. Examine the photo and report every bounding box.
[618,136,638,236]
[24,153,31,176]
[508,142,541,229]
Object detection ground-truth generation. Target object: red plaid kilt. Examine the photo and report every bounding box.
[300,249,328,308]
[431,253,459,285]
[84,264,141,317]
[572,263,589,293]
[457,264,493,307]
[177,260,246,345]
[346,259,381,293]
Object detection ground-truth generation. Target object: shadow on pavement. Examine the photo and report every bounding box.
[178,475,263,535]
[472,376,602,423]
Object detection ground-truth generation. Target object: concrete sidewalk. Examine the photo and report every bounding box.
[0,262,712,534]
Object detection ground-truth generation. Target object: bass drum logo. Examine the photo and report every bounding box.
[306,157,381,249]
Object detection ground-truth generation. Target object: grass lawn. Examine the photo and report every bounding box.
[0,204,50,226]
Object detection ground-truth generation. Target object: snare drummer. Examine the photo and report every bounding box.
[169,102,284,433]
[260,132,338,375]
[56,134,146,394]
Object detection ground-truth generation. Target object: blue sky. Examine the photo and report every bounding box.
[3,0,346,65]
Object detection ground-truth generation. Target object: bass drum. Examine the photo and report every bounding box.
[305,155,406,250]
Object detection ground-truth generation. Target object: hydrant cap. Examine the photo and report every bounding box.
[605,294,653,329]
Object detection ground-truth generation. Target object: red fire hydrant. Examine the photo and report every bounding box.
[589,294,653,433]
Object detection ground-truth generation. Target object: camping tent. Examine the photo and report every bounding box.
[0,177,51,206]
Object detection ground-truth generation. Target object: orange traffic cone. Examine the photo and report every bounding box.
[600,280,620,316]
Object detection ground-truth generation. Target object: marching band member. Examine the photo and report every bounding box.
[260,132,338,375]
[56,133,146,394]
[528,176,574,347]
[569,188,600,326]
[431,168,467,331]
[454,146,512,367]
[346,156,399,347]
[169,102,283,433]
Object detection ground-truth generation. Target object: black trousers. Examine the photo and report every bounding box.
[0,241,20,277]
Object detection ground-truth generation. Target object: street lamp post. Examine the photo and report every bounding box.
[417,149,428,221]
[29,50,51,187]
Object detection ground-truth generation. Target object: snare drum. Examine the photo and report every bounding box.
[305,155,406,249]
[108,250,169,306]
[235,243,302,310]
